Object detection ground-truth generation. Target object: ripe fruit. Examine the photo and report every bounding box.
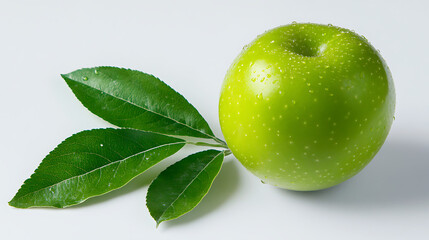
[219,23,395,191]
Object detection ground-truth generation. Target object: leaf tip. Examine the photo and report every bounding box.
[60,73,70,81]
[8,198,22,208]
[155,219,165,228]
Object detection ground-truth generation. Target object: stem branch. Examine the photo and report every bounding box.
[188,141,229,149]
[212,136,227,146]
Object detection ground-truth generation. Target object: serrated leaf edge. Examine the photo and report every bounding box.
[148,150,225,226]
[9,129,186,208]
[61,66,218,141]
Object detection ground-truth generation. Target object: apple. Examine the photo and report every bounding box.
[219,23,395,191]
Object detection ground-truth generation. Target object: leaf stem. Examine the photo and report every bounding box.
[212,137,227,146]
[187,141,229,149]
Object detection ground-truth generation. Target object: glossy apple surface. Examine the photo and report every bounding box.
[219,23,395,191]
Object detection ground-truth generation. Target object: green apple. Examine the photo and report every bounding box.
[219,23,395,191]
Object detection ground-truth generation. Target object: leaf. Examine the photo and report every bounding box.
[146,150,225,226]
[61,67,219,141]
[9,129,185,208]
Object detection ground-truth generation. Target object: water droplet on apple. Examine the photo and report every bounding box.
[82,76,88,81]
[94,69,98,74]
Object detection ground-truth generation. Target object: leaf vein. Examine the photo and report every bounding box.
[68,79,215,140]
[158,151,223,221]
[13,142,185,201]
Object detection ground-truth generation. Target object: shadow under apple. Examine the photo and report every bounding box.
[281,138,429,210]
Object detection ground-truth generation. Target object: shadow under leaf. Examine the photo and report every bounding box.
[70,161,167,208]
[164,159,241,227]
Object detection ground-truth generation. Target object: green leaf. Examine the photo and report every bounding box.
[61,67,219,142]
[9,129,185,208]
[146,150,225,226]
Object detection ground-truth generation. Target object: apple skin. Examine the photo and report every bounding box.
[219,23,395,191]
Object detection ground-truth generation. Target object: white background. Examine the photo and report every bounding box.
[1,0,428,239]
